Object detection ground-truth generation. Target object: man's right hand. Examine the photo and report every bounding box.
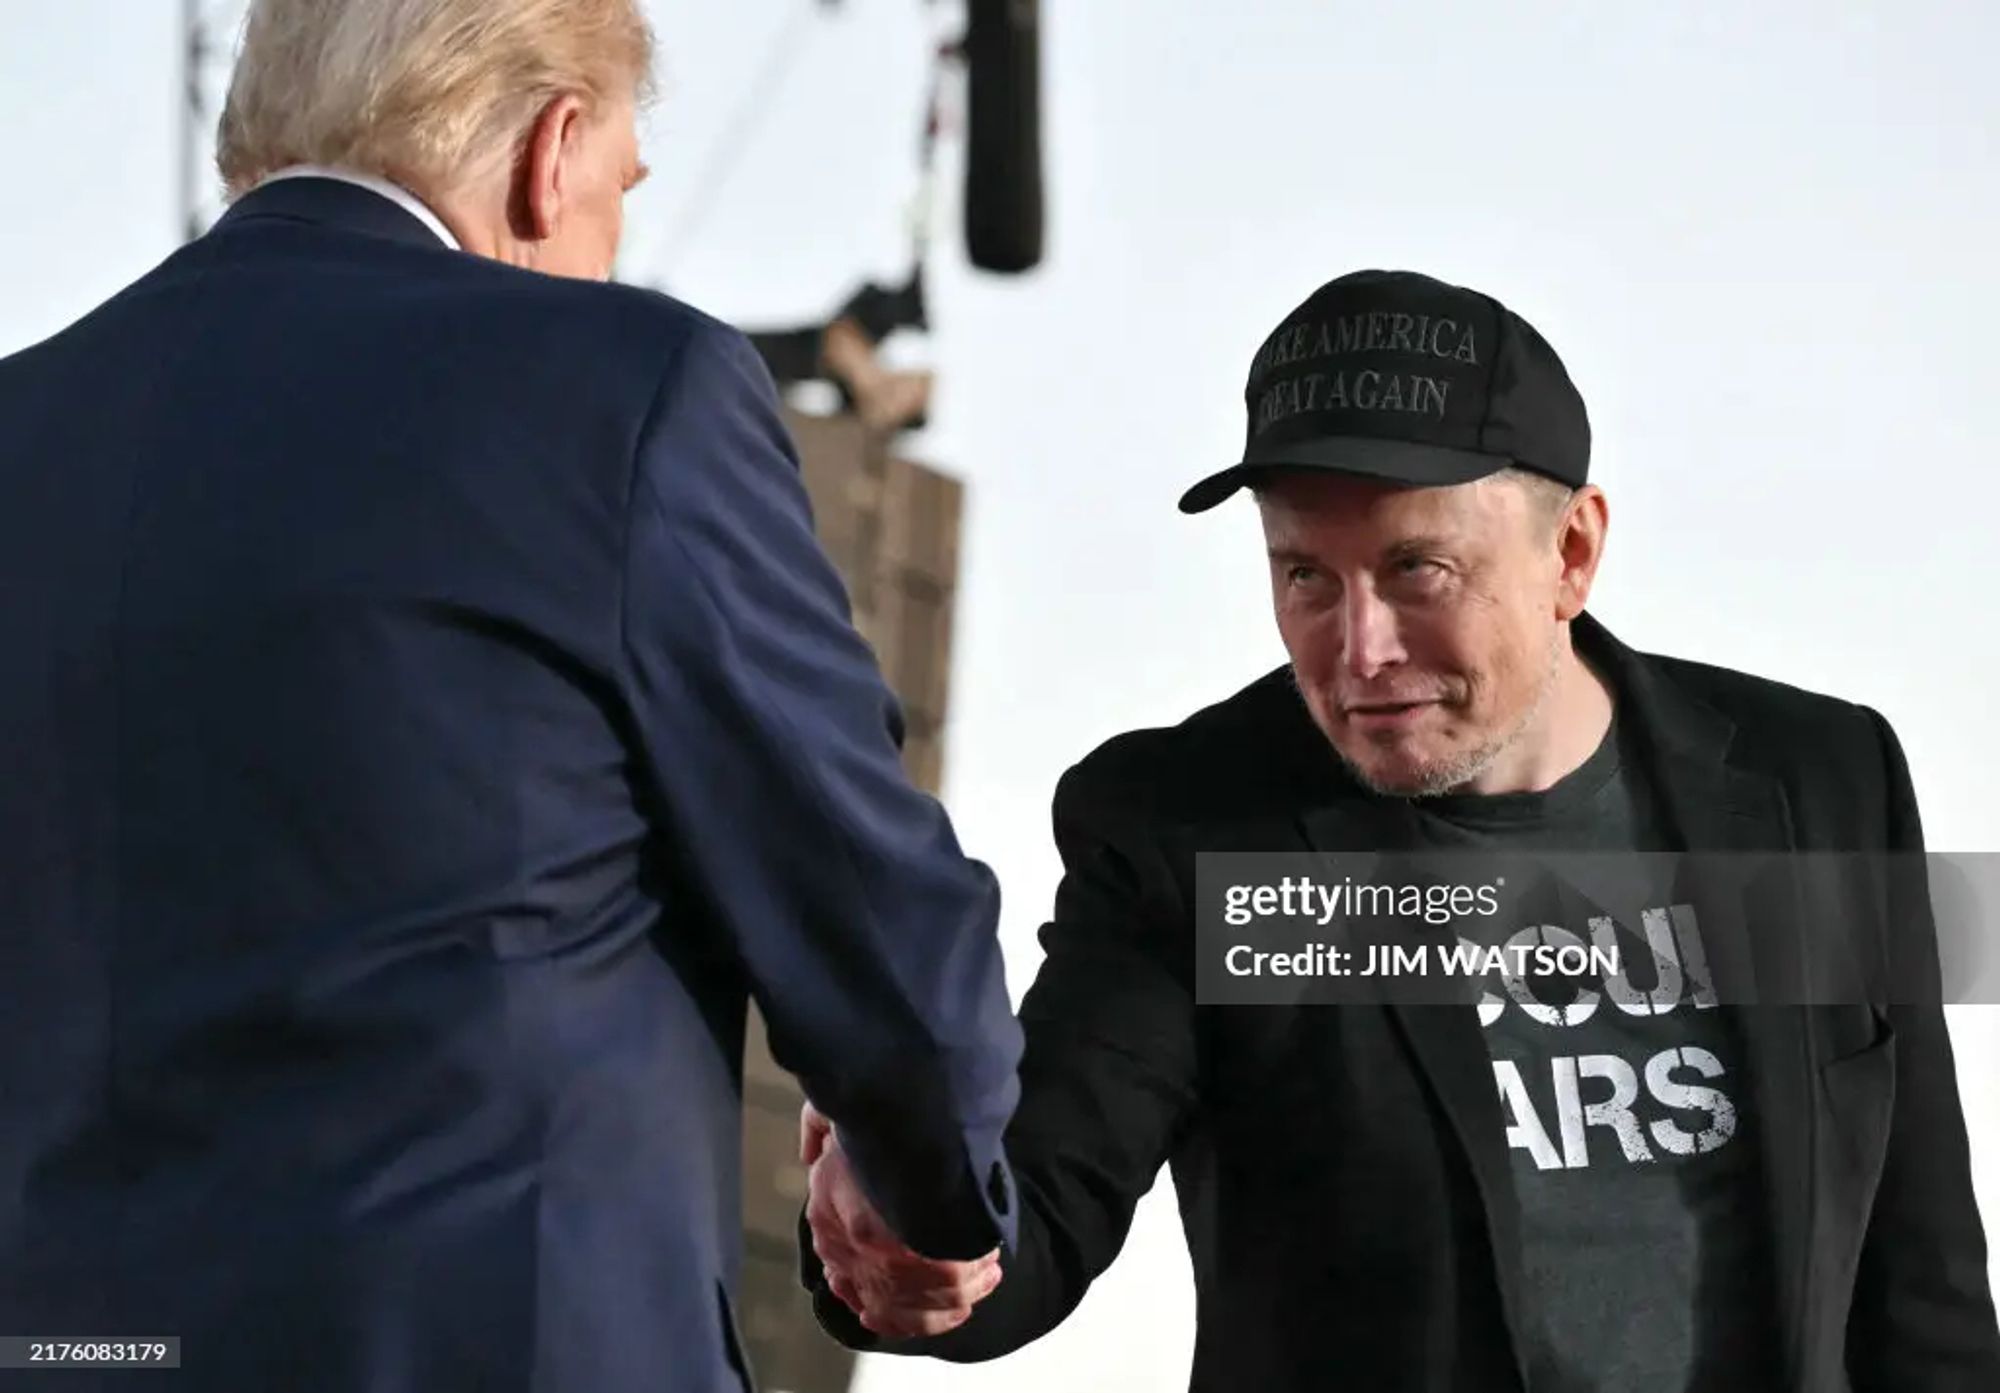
[800,1102,1004,1340]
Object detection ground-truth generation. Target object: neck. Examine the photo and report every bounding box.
[416,169,539,271]
[423,185,507,266]
[1456,627,1614,796]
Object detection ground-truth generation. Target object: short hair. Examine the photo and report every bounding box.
[1247,463,1576,536]
[1493,465,1576,538]
[217,0,655,198]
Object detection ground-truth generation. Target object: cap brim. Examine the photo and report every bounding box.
[1177,437,1513,514]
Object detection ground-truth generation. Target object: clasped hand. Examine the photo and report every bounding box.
[799,1101,1004,1340]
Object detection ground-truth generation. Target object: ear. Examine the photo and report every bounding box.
[513,93,591,243]
[1553,485,1609,622]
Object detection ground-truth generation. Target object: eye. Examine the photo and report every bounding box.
[1393,556,1448,582]
[1286,564,1321,587]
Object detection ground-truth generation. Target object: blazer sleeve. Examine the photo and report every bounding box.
[1846,705,2000,1390]
[617,318,1021,1260]
[804,752,1200,1359]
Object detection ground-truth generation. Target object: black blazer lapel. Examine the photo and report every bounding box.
[1651,745,1813,1391]
[1297,796,1535,1386]
[1583,613,1814,1391]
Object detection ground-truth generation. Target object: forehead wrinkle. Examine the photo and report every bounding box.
[1263,502,1482,565]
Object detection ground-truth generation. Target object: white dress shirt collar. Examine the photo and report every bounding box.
[257,165,462,252]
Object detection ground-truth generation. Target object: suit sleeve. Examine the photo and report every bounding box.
[1846,706,2000,1390]
[618,319,1021,1260]
[804,755,1200,1359]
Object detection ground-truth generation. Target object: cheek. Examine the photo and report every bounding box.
[1273,603,1339,679]
[1461,616,1546,711]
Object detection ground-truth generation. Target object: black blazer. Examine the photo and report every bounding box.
[809,612,2000,1391]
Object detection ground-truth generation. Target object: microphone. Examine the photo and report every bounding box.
[963,0,1044,273]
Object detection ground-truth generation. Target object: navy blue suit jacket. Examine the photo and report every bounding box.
[0,178,1021,1392]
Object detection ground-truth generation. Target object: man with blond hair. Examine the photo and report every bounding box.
[0,3,1021,1390]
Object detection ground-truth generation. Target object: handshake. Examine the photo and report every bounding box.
[799,1102,1007,1341]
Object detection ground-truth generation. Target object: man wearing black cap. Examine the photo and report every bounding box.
[800,270,2000,1391]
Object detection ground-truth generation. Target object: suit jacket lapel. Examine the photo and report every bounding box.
[1585,615,1814,1392]
[1296,795,1535,1386]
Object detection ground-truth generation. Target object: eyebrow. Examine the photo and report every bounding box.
[1265,537,1465,569]
[1383,535,1462,561]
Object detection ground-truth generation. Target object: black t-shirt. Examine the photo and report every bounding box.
[1410,718,1783,1393]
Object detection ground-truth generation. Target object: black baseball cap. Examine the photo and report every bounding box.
[1178,269,1591,513]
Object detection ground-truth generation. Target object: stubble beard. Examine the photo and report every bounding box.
[1311,628,1564,798]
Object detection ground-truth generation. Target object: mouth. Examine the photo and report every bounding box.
[1341,699,1439,730]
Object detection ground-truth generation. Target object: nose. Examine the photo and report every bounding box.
[1341,586,1407,681]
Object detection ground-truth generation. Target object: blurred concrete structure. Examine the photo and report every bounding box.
[733,408,966,1393]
